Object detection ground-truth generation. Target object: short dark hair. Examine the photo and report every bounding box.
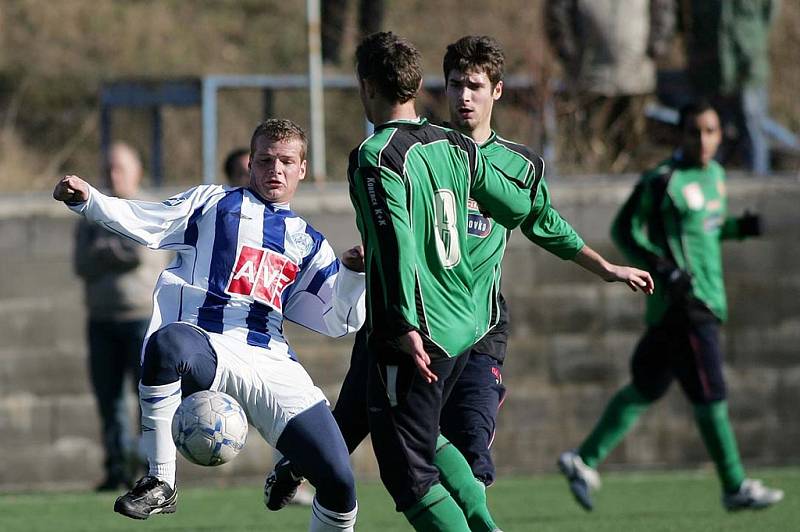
[250,119,307,160]
[678,99,717,130]
[223,147,249,180]
[443,35,505,86]
[356,31,422,103]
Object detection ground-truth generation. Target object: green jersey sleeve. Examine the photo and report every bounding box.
[348,162,419,338]
[611,173,672,271]
[519,179,584,260]
[468,142,532,229]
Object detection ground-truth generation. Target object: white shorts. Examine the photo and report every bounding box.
[204,330,328,446]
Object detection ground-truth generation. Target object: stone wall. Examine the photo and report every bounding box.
[1,177,798,491]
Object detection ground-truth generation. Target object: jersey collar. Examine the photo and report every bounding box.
[478,130,498,148]
[439,121,497,147]
[375,117,427,132]
[246,187,292,213]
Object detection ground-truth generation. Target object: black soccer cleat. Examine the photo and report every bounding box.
[264,457,304,511]
[114,475,177,520]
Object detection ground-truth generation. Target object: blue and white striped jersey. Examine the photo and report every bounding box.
[70,184,365,359]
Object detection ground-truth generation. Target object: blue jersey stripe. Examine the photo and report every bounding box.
[245,203,288,347]
[245,330,272,349]
[245,304,272,348]
[178,205,205,321]
[305,260,339,296]
[262,208,288,254]
[299,224,324,270]
[283,223,327,301]
[197,190,244,333]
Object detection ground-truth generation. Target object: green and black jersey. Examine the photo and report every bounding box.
[612,158,748,324]
[348,118,532,358]
[469,132,585,345]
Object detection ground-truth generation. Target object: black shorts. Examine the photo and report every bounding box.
[631,307,726,405]
[335,310,510,488]
[366,341,470,511]
[470,293,510,363]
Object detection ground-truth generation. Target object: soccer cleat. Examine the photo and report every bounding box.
[114,475,177,520]
[558,450,601,511]
[264,457,304,511]
[723,478,784,511]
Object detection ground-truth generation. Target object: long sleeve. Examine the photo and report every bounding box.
[519,179,584,260]
[720,217,742,240]
[349,164,419,337]
[469,143,532,230]
[611,179,670,270]
[68,184,226,251]
[283,239,366,337]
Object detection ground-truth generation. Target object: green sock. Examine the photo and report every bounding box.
[578,384,651,468]
[693,400,746,493]
[403,483,471,532]
[434,435,498,532]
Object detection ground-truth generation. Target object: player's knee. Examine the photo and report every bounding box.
[631,381,666,403]
[141,323,202,385]
[689,388,726,405]
[314,458,356,511]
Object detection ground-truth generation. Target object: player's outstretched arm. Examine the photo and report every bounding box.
[53,175,90,204]
[572,245,654,294]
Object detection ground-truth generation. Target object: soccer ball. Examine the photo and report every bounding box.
[171,390,248,467]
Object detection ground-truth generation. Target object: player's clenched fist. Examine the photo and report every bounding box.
[53,175,90,204]
[340,245,365,272]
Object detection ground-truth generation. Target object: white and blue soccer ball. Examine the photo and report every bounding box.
[171,390,248,467]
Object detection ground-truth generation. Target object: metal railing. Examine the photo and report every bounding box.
[100,74,540,185]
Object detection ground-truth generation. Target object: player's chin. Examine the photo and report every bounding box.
[257,187,284,202]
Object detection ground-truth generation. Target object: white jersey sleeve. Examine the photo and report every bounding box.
[283,239,365,337]
[68,184,227,251]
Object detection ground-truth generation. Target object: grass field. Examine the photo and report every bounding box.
[1,468,797,531]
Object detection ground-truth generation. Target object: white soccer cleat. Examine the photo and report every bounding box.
[723,478,784,511]
[558,450,601,511]
[559,451,601,489]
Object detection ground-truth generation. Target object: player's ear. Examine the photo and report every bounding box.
[298,159,307,181]
[493,80,504,101]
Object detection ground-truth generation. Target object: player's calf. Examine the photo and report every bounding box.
[272,401,358,529]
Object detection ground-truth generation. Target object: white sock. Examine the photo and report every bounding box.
[309,498,357,532]
[139,380,181,489]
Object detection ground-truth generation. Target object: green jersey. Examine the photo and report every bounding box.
[612,158,747,324]
[348,118,532,358]
[468,132,585,338]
